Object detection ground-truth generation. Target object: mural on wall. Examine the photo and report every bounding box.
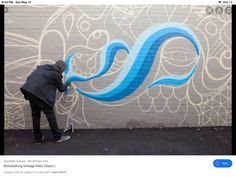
[4,5,231,129]
[65,24,201,102]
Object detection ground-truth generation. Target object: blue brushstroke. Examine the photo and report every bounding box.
[148,64,197,89]
[65,40,129,84]
[65,23,201,102]
[64,53,75,75]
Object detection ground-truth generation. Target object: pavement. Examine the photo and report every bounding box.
[4,126,232,155]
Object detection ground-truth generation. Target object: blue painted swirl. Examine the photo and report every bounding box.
[65,23,201,102]
[65,40,129,83]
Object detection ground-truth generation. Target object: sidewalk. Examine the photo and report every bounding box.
[4,127,231,155]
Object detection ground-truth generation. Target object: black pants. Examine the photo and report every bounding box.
[28,95,62,141]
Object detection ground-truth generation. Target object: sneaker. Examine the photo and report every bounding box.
[35,136,45,144]
[56,135,70,143]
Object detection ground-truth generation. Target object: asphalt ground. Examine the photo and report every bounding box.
[4,127,232,155]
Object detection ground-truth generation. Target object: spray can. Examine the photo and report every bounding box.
[70,123,74,133]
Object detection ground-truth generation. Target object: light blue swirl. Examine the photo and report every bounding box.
[65,40,129,84]
[65,23,201,102]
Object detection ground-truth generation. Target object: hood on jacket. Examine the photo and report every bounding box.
[55,60,67,73]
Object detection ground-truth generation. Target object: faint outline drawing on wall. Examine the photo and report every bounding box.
[4,5,231,129]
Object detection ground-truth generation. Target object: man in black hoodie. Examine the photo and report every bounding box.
[20,60,71,144]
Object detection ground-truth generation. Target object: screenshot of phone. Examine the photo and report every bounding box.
[1,0,234,176]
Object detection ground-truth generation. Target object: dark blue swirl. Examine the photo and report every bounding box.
[65,23,201,102]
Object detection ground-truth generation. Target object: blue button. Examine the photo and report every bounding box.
[213,159,232,168]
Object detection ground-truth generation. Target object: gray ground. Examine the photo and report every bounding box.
[4,127,232,155]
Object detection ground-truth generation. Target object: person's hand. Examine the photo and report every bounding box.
[65,82,71,90]
[65,82,71,87]
[64,82,71,95]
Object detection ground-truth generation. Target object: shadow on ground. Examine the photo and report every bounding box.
[4,127,231,155]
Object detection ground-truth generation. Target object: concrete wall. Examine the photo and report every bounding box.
[4,5,232,129]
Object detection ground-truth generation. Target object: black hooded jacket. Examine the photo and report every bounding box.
[20,64,69,108]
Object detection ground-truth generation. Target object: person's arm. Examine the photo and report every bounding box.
[54,73,70,92]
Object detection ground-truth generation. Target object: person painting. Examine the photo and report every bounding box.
[20,60,71,144]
